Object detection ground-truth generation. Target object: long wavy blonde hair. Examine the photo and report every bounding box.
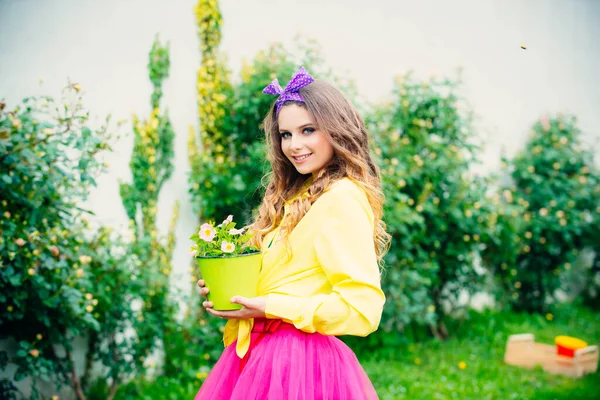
[248,80,391,262]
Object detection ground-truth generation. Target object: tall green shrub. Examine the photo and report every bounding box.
[0,86,141,399]
[486,115,599,313]
[370,73,492,339]
[188,0,235,221]
[118,35,179,378]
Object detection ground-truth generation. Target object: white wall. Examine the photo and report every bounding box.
[1,0,599,397]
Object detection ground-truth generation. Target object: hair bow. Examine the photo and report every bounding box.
[262,66,315,115]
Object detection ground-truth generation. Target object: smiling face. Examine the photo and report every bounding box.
[277,104,334,179]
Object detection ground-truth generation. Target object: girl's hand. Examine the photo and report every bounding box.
[197,279,266,319]
[207,296,267,319]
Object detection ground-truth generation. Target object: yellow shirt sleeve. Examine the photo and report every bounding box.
[265,180,385,336]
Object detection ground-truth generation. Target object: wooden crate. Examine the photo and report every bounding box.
[504,333,598,378]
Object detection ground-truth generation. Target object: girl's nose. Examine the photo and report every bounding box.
[290,135,303,150]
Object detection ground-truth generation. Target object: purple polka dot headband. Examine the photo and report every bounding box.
[262,66,315,115]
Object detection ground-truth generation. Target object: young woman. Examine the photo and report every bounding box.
[195,67,390,400]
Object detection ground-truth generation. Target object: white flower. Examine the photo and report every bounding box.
[221,241,235,253]
[228,227,245,235]
[199,223,216,242]
[190,248,198,256]
[221,215,234,226]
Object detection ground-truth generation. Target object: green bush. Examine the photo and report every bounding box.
[0,34,182,400]
[485,115,599,313]
[479,192,527,309]
[71,225,142,397]
[582,168,600,310]
[0,86,141,398]
[369,73,493,339]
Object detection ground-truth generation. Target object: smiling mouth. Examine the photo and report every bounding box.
[292,153,313,161]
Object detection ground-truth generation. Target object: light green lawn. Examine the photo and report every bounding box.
[361,305,600,400]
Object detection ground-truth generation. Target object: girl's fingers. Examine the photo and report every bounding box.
[207,308,231,318]
[197,279,205,288]
[206,308,219,317]
[230,296,248,307]
[200,287,210,297]
[207,308,247,319]
[202,301,214,308]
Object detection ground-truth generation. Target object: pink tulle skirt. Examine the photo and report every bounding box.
[194,318,378,400]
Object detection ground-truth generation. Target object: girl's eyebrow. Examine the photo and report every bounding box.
[279,123,313,132]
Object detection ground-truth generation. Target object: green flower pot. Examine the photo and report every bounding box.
[197,252,262,311]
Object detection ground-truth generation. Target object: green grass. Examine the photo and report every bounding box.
[360,305,600,400]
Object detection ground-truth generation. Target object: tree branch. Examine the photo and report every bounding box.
[65,348,87,400]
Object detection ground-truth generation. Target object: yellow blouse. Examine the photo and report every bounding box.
[223,178,385,358]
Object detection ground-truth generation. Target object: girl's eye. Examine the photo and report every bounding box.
[303,127,315,134]
[279,132,291,139]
